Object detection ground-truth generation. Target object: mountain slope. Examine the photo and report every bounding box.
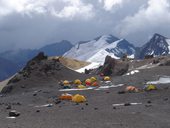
[1,53,89,93]
[139,33,170,59]
[64,35,119,61]
[87,39,135,63]
[64,35,136,63]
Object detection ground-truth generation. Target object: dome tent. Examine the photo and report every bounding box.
[74,79,82,85]
[91,81,99,86]
[78,85,86,89]
[59,93,73,100]
[63,80,70,85]
[125,86,139,93]
[144,84,157,91]
[90,77,97,82]
[72,94,86,103]
[85,79,92,86]
[104,76,110,81]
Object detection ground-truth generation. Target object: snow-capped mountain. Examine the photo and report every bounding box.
[139,33,170,59]
[64,35,136,64]
[87,39,136,63]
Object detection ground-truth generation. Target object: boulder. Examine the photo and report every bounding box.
[159,59,170,66]
[9,110,20,117]
[98,55,129,76]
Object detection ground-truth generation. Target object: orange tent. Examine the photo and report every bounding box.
[91,81,99,86]
[59,93,73,100]
[125,86,139,93]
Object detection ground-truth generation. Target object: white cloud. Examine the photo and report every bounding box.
[116,0,170,36]
[51,0,94,19]
[1,0,170,51]
[99,0,123,11]
[0,0,94,19]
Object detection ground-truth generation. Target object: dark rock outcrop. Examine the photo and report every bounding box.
[9,110,20,117]
[139,33,170,59]
[98,55,129,76]
[159,59,170,66]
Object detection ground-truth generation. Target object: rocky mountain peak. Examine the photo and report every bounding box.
[139,33,170,59]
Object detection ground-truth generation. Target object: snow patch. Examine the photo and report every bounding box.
[35,104,53,108]
[59,87,94,92]
[127,54,135,59]
[6,117,16,119]
[59,84,124,91]
[125,70,139,75]
[87,49,119,64]
[166,39,170,54]
[95,84,124,90]
[75,62,101,73]
[147,76,170,84]
[112,103,142,107]
[136,63,159,70]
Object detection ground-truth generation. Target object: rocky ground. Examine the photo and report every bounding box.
[0,54,170,128]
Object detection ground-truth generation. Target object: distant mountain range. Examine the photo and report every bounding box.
[0,40,73,80]
[0,57,18,80]
[0,33,170,80]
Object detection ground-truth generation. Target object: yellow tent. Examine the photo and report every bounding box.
[104,76,110,81]
[74,79,82,85]
[72,94,86,103]
[63,80,70,85]
[90,77,97,82]
[145,85,157,91]
[78,85,86,89]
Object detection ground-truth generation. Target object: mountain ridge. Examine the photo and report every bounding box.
[64,35,136,63]
[1,33,170,80]
[139,33,170,58]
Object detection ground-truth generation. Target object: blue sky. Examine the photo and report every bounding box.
[0,0,170,51]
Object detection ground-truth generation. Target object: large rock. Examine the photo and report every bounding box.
[159,59,170,66]
[9,110,20,117]
[98,55,129,76]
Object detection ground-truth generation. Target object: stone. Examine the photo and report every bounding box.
[124,103,131,106]
[6,105,12,110]
[147,100,152,104]
[118,91,126,94]
[94,107,98,110]
[9,110,20,117]
[33,93,37,96]
[98,55,129,76]
[36,110,40,113]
